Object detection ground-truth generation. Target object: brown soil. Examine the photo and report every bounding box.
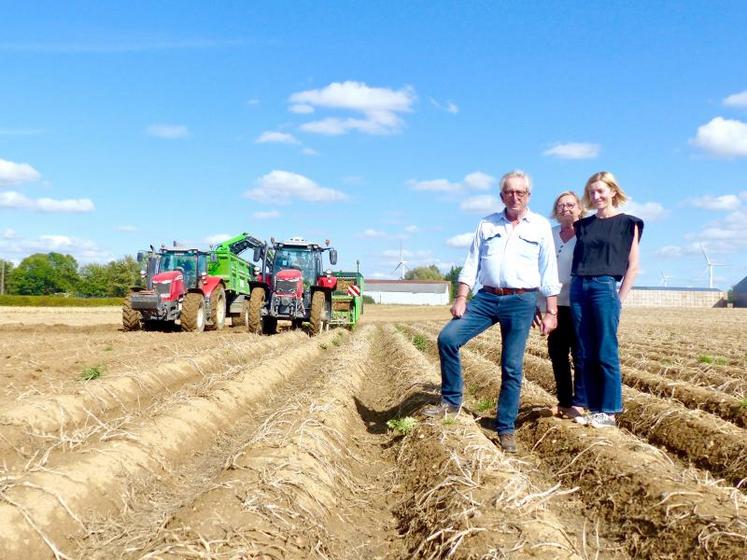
[0,306,745,559]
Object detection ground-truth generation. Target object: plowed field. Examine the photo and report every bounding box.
[0,306,745,559]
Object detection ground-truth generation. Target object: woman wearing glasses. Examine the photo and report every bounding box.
[570,171,643,429]
[546,191,587,419]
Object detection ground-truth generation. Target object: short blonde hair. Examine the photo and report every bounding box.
[550,190,582,221]
[582,171,628,209]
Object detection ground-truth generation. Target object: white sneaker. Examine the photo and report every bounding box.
[574,414,589,426]
[589,412,616,429]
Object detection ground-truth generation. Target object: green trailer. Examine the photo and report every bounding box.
[330,271,364,328]
[208,233,265,326]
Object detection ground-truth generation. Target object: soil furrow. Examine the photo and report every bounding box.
[0,330,337,558]
[0,332,305,471]
[400,323,747,559]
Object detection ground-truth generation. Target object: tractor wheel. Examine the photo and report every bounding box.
[207,285,226,331]
[234,299,250,328]
[122,294,142,331]
[247,287,265,334]
[309,291,327,336]
[181,293,206,332]
[263,316,278,335]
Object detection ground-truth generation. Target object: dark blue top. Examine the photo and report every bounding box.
[572,213,644,280]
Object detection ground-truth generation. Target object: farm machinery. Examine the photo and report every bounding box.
[246,237,338,335]
[123,236,261,332]
[330,271,365,328]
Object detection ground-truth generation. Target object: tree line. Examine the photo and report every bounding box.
[0,253,140,297]
[0,254,463,299]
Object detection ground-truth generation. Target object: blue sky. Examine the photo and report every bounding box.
[1,1,746,290]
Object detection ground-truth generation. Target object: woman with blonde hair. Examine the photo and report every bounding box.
[570,171,643,428]
[546,190,586,418]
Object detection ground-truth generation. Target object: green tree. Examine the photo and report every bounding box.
[78,263,109,297]
[444,265,463,300]
[405,265,443,281]
[106,256,141,297]
[78,256,141,297]
[0,259,16,295]
[12,252,80,295]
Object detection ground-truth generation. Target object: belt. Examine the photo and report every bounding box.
[481,286,537,296]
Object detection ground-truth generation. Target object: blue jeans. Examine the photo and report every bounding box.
[437,289,537,434]
[570,276,622,414]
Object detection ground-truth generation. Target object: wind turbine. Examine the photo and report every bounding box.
[392,242,408,280]
[659,272,672,287]
[700,244,727,289]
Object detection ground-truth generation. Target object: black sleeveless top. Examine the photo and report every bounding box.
[571,213,644,280]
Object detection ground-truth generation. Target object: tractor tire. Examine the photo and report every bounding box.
[207,285,226,331]
[122,294,142,331]
[263,316,278,335]
[247,287,265,334]
[234,300,249,328]
[309,291,327,336]
[181,293,206,332]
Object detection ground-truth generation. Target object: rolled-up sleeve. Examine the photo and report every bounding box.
[537,221,561,297]
[457,222,482,289]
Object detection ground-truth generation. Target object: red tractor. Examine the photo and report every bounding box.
[123,247,227,332]
[247,237,338,335]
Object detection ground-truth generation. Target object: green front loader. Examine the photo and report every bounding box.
[330,271,364,328]
[208,232,266,327]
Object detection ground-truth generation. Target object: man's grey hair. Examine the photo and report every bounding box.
[499,169,532,193]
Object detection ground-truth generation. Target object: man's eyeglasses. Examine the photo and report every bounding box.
[502,190,529,198]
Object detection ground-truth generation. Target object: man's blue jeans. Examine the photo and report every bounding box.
[569,276,623,414]
[437,289,537,434]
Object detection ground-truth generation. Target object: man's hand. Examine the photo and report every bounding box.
[540,312,557,336]
[450,297,467,318]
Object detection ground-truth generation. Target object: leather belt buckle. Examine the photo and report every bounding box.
[483,286,537,296]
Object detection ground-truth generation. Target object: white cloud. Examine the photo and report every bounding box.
[0,191,94,212]
[623,200,668,222]
[404,225,419,233]
[460,195,500,214]
[0,233,111,262]
[407,178,462,192]
[116,225,138,232]
[289,103,315,114]
[290,81,416,135]
[246,98,260,106]
[691,117,747,157]
[243,170,347,204]
[145,124,190,139]
[362,228,387,238]
[684,194,741,211]
[408,171,496,194]
[2,228,15,239]
[463,172,495,190]
[252,210,280,219]
[256,131,299,144]
[543,142,601,159]
[740,191,747,201]
[301,147,319,156]
[0,158,41,186]
[723,90,747,109]
[429,98,460,114]
[446,233,474,248]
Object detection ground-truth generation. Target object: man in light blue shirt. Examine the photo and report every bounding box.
[424,170,561,453]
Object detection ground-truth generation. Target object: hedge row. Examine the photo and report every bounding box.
[0,295,124,307]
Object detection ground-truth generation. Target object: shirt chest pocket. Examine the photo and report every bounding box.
[517,233,541,259]
[482,234,503,256]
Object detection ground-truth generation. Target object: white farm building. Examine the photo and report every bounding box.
[366,280,450,305]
